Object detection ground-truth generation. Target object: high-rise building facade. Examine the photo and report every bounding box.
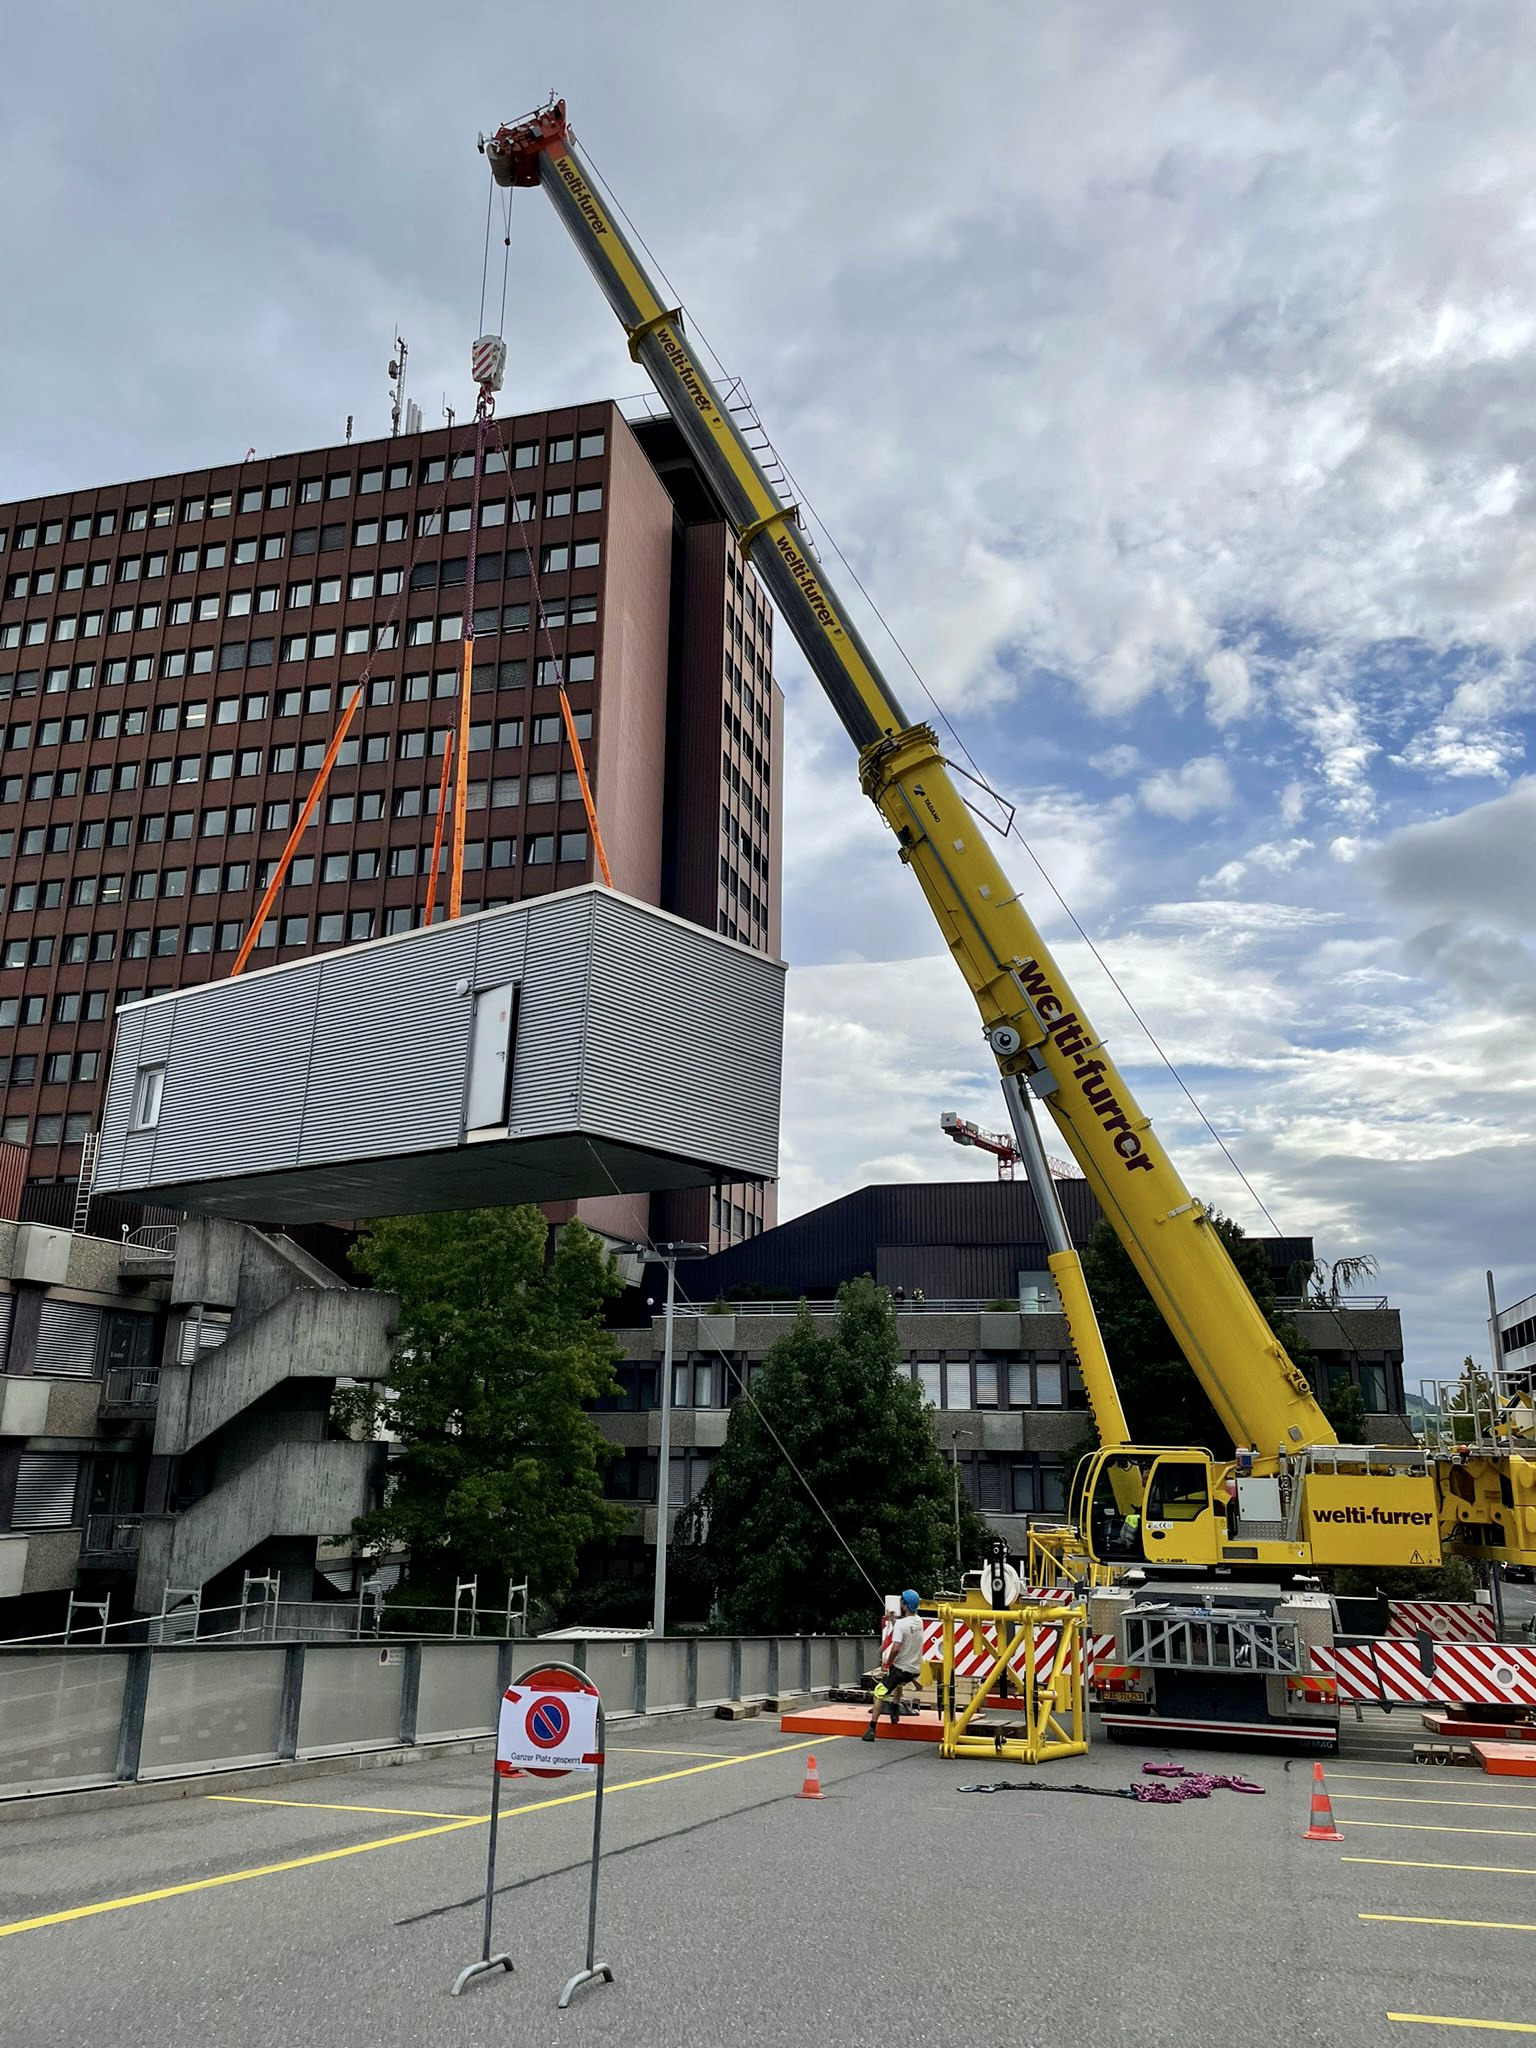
[0,403,781,1249]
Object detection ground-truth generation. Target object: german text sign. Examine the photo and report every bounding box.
[497,1680,602,1777]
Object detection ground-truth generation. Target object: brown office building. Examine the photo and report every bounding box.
[0,404,781,1250]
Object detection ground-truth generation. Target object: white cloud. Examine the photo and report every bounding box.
[1090,744,1143,778]
[1393,721,1526,781]
[1140,754,1236,820]
[1199,837,1314,893]
[1203,647,1256,726]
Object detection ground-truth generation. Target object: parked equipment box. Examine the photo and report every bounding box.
[92,887,783,1222]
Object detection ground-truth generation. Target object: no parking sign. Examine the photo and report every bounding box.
[497,1673,602,1776]
[452,1658,614,2009]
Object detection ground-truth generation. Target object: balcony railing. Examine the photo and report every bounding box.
[81,1513,143,1557]
[1276,1294,1391,1313]
[121,1225,179,1270]
[689,1297,1055,1317]
[100,1367,160,1415]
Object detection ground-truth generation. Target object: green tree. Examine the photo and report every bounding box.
[674,1277,989,1633]
[1323,1377,1369,1445]
[341,1208,626,1610]
[1080,1213,1316,1449]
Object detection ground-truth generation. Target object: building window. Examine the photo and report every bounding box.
[130,1064,165,1130]
[525,834,554,865]
[915,1361,942,1407]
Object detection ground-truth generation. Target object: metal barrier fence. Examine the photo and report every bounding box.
[0,1632,880,1801]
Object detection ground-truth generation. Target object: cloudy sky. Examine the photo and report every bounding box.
[5,4,1534,1378]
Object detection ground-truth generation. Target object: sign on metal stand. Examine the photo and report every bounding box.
[449,1659,615,2007]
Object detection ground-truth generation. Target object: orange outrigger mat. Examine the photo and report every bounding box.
[1422,1711,1536,1743]
[779,1703,945,1744]
[1473,1740,1536,1778]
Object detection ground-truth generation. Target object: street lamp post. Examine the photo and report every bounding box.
[649,1241,709,1640]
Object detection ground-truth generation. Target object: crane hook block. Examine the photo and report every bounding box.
[472,335,507,393]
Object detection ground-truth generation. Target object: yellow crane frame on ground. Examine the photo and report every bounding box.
[935,1599,1088,1765]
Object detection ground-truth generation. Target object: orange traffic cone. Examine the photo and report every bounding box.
[797,1753,825,1800]
[1303,1760,1342,1841]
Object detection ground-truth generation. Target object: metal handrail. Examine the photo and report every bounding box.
[121,1225,179,1264]
[681,1297,1056,1317]
[82,1514,143,1554]
[1275,1293,1390,1312]
[102,1366,160,1409]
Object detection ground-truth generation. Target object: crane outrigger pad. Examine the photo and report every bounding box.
[91,886,783,1223]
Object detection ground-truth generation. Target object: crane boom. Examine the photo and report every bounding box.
[485,100,1331,1466]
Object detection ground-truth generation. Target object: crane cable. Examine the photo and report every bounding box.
[573,136,1289,1246]
[583,1138,884,1602]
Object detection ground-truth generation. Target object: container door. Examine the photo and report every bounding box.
[467,981,518,1131]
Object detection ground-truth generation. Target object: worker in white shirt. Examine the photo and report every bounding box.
[863,1589,923,1741]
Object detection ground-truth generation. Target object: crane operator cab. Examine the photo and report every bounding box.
[1076,1448,1226,1568]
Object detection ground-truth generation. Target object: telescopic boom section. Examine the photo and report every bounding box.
[485,102,1337,1466]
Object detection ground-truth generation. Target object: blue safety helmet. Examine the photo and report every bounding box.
[901,1589,920,1612]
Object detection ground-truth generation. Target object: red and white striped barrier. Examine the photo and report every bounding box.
[1386,1600,1496,1643]
[881,1611,1112,1684]
[1315,1638,1536,1708]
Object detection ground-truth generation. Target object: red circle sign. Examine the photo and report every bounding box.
[527,1694,571,1748]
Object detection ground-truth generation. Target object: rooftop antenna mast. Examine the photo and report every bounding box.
[388,332,409,437]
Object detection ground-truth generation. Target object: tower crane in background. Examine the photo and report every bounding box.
[941,1110,1081,1183]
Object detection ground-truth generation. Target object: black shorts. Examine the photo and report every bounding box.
[876,1666,920,1694]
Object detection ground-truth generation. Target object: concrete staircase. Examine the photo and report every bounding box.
[136,1441,383,1598]
[135,1219,396,1609]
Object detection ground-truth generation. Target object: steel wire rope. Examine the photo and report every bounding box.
[498,188,514,337]
[579,1147,884,1604]
[572,136,1290,1244]
[477,176,495,337]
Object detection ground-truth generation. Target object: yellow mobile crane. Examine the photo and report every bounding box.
[482,102,1536,1602]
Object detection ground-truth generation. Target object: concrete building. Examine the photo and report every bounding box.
[0,402,780,1251]
[0,1215,393,1640]
[590,1179,1412,1576]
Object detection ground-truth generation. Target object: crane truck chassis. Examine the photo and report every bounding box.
[485,98,1536,1742]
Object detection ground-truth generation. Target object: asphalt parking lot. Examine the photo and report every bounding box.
[4,1709,1536,2046]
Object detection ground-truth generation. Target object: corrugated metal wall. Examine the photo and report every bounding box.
[507,891,593,1137]
[582,894,781,1178]
[91,887,783,1203]
[299,923,478,1165]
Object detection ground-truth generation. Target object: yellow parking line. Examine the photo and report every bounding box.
[1348,1821,1536,1839]
[1364,1915,1536,1934]
[209,1796,482,1821]
[1347,1857,1536,1877]
[1340,1796,1536,1812]
[0,1735,832,1941]
[1388,2016,1536,2033]
[0,1817,485,1938]
[607,1746,740,1759]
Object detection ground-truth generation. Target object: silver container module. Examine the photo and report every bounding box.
[92,887,783,1222]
